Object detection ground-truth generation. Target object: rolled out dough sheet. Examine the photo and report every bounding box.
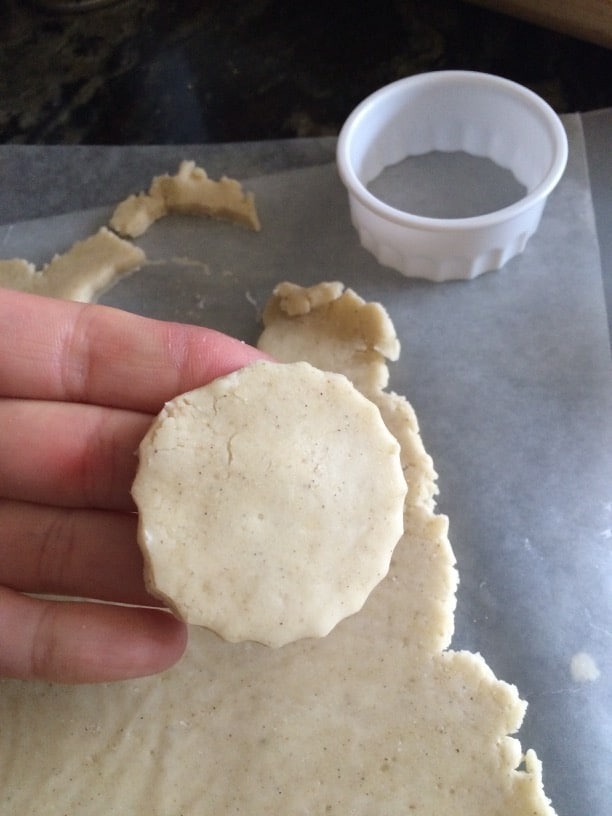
[0,281,554,814]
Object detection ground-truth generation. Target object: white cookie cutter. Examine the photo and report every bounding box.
[337,71,568,282]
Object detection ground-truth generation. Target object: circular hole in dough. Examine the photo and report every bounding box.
[132,360,407,647]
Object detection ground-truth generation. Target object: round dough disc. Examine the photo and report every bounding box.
[132,359,406,647]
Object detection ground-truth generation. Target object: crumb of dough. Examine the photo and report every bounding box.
[267,280,345,316]
[0,227,145,302]
[570,651,601,682]
[132,359,407,647]
[0,281,556,816]
[109,160,261,238]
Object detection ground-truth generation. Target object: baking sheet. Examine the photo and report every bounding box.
[0,115,610,816]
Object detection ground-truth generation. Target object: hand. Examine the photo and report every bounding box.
[0,289,265,684]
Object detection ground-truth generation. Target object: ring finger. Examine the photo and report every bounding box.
[0,498,157,607]
[0,398,152,510]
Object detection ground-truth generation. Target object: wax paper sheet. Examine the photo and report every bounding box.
[0,115,610,816]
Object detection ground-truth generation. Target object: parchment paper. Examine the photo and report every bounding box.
[0,114,610,816]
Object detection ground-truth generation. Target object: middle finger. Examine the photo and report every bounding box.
[0,498,158,607]
[0,398,152,510]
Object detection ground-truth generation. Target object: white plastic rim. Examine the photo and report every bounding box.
[336,70,569,281]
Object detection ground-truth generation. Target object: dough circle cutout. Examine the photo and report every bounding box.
[132,359,407,647]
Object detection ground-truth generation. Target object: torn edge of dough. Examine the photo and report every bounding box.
[0,227,145,303]
[259,280,446,614]
[109,160,261,238]
[257,282,557,814]
[262,281,401,361]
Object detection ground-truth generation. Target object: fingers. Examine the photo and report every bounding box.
[0,499,157,607]
[0,399,150,509]
[0,587,188,683]
[0,289,266,411]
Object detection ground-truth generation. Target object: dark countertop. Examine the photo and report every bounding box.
[1,0,611,145]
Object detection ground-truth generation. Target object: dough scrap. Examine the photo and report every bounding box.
[0,282,556,815]
[0,227,145,302]
[132,359,407,647]
[1,161,258,304]
[109,160,261,238]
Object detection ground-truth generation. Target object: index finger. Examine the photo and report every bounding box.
[0,289,266,412]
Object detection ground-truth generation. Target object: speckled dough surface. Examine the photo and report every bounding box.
[132,359,406,647]
[0,282,555,815]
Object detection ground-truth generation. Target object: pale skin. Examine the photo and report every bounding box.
[0,288,265,684]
